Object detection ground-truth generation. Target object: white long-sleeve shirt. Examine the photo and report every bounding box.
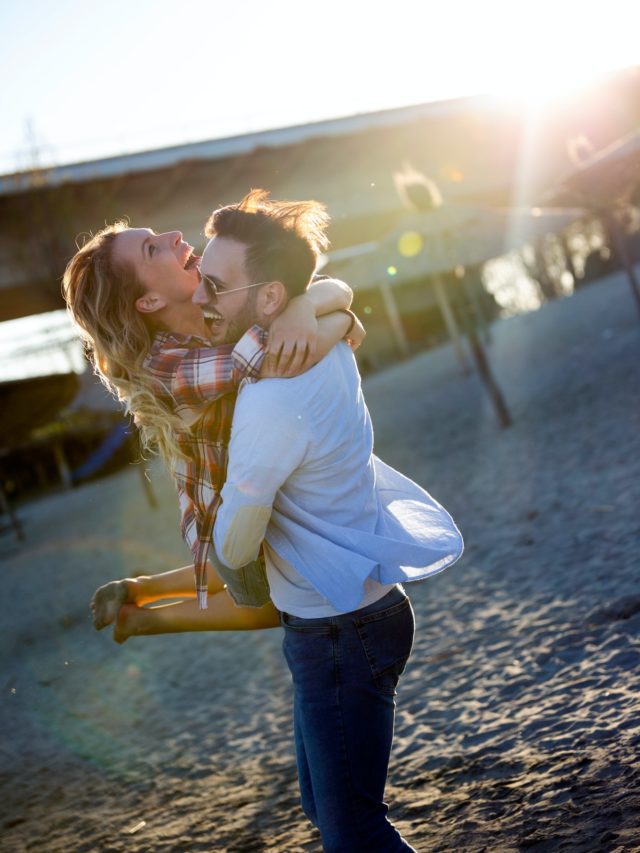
[213,342,463,616]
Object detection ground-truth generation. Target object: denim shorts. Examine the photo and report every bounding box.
[208,546,271,608]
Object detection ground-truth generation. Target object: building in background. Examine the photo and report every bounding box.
[1,67,639,502]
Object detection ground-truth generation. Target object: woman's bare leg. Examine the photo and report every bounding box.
[113,591,280,643]
[91,562,225,629]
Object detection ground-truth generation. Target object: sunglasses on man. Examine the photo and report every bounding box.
[199,273,272,299]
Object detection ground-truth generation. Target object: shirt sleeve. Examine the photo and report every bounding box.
[213,386,309,569]
[170,325,267,410]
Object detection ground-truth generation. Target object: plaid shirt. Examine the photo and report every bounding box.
[143,325,267,607]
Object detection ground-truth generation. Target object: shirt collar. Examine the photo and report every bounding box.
[150,324,214,352]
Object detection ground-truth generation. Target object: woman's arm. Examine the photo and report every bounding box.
[260,310,364,378]
[314,309,366,357]
[306,275,353,313]
[165,280,351,405]
[267,277,352,374]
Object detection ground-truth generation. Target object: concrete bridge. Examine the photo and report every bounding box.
[0,66,637,338]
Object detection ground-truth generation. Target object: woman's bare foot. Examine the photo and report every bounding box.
[91,580,131,630]
[113,603,138,644]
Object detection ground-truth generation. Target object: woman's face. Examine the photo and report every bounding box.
[112,228,201,313]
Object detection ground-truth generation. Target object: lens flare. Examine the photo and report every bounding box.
[397,231,423,258]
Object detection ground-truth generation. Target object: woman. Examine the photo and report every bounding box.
[63,216,361,642]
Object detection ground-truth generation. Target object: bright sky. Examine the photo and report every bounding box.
[1,0,638,381]
[1,0,638,174]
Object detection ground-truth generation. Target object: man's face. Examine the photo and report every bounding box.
[113,228,201,313]
[193,236,262,344]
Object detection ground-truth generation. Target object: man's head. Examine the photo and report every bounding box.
[193,189,330,343]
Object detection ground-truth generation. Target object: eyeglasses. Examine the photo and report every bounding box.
[199,272,272,300]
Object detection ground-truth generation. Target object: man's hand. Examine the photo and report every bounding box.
[267,295,318,376]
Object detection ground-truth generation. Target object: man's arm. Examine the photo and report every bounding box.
[213,390,307,569]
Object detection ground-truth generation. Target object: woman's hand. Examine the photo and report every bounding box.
[267,295,318,376]
[346,314,366,351]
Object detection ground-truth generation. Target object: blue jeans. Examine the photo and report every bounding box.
[208,546,271,608]
[281,586,416,852]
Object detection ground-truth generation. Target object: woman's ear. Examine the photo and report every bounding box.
[260,281,287,317]
[135,292,166,314]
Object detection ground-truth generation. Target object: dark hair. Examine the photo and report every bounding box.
[204,189,330,296]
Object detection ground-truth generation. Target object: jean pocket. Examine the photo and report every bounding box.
[355,597,415,695]
[280,612,334,634]
[282,617,337,694]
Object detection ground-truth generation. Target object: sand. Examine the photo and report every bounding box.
[1,271,639,852]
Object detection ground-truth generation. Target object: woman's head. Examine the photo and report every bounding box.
[64,224,202,347]
[63,222,149,375]
[111,227,202,321]
[62,223,197,464]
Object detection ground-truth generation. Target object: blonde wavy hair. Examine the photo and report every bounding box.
[62,222,186,466]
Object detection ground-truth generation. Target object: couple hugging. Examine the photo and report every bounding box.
[63,189,463,852]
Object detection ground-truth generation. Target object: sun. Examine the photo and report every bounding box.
[417,2,640,113]
[491,64,620,110]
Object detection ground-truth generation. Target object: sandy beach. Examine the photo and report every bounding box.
[1,271,639,852]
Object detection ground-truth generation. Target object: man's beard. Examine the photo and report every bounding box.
[218,290,261,345]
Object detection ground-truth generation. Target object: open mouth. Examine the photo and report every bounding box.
[203,309,225,324]
[183,250,201,271]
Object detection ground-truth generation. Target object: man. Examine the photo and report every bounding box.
[66,218,359,639]
[195,190,463,852]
